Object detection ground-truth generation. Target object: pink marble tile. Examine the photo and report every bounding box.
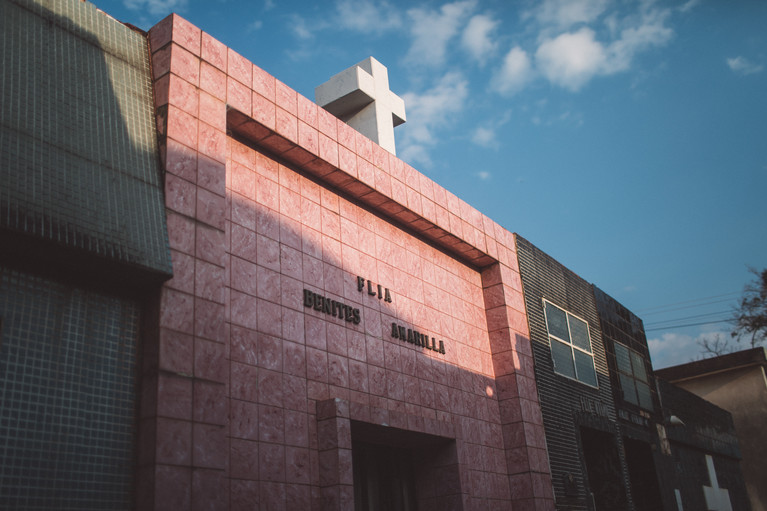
[194,298,225,343]
[275,79,297,115]
[168,71,199,117]
[230,290,258,330]
[169,15,201,55]
[165,173,196,217]
[200,61,226,101]
[227,76,251,113]
[257,265,281,303]
[317,133,339,168]
[160,288,194,334]
[199,122,227,163]
[285,446,311,484]
[230,398,259,440]
[231,193,255,231]
[337,145,357,177]
[194,260,225,303]
[231,480,259,511]
[283,308,306,344]
[201,32,226,71]
[156,417,191,465]
[298,121,319,156]
[273,107,298,145]
[336,119,356,150]
[318,108,337,139]
[198,91,225,132]
[258,368,284,407]
[164,138,197,182]
[253,64,276,102]
[259,405,285,443]
[154,465,191,511]
[153,72,170,108]
[148,14,173,51]
[297,93,318,128]
[305,315,327,351]
[257,299,282,337]
[197,187,226,230]
[230,438,259,479]
[166,249,195,294]
[192,423,226,469]
[230,160,256,199]
[157,373,192,419]
[193,380,227,425]
[152,44,171,80]
[169,43,200,86]
[227,48,252,86]
[194,337,226,382]
[256,233,280,271]
[196,223,226,267]
[167,105,198,150]
[252,91,276,131]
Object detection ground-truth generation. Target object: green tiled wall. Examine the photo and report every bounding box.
[0,0,171,276]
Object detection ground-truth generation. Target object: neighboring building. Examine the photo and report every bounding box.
[516,236,627,510]
[0,1,752,510]
[656,348,767,511]
[517,236,750,511]
[595,287,750,511]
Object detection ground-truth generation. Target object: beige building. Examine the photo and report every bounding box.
[656,347,767,511]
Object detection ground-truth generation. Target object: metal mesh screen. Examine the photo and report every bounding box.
[0,266,139,510]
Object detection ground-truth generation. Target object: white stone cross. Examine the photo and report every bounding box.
[703,455,732,511]
[315,57,406,155]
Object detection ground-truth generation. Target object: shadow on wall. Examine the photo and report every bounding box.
[0,1,169,510]
[142,114,551,509]
[0,0,171,292]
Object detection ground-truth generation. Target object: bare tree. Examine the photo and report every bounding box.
[696,333,735,359]
[731,267,767,348]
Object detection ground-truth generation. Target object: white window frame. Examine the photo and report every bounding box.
[542,299,598,388]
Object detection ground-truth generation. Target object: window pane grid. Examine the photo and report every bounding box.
[614,342,653,411]
[543,300,597,387]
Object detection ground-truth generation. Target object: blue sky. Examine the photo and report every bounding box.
[103,0,766,368]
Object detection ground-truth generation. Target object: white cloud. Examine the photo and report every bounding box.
[470,110,512,148]
[247,20,263,32]
[335,0,403,34]
[678,0,701,13]
[471,127,497,148]
[492,46,534,95]
[405,0,476,67]
[533,7,673,92]
[727,56,764,75]
[648,328,731,369]
[290,14,313,40]
[605,8,673,73]
[461,14,499,65]
[535,28,607,91]
[477,171,491,180]
[399,72,469,166]
[124,0,187,16]
[528,0,610,30]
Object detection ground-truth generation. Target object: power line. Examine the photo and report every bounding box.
[644,309,733,328]
[645,318,733,332]
[636,291,741,315]
[639,296,739,317]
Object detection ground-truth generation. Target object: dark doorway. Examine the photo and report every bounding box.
[580,427,629,510]
[353,441,417,511]
[623,438,663,511]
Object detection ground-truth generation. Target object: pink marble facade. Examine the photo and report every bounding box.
[138,13,554,511]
